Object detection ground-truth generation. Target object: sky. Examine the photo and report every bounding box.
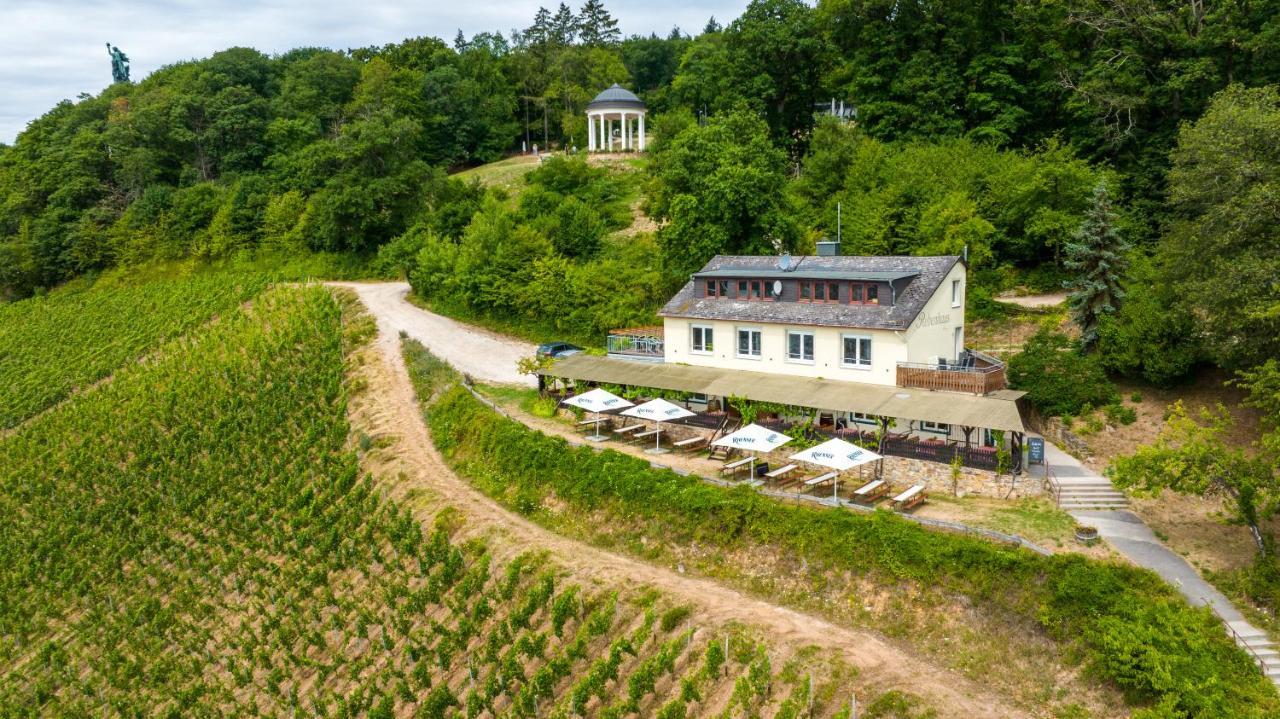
[0,0,747,144]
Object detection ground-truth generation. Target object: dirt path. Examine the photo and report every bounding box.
[341,287,1034,718]
[994,292,1067,309]
[332,282,536,387]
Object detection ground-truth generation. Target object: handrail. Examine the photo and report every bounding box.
[895,360,1003,375]
[1202,595,1269,668]
[1045,462,1061,508]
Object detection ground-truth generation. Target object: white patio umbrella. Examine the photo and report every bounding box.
[712,423,793,480]
[621,398,696,454]
[561,388,634,441]
[789,437,883,500]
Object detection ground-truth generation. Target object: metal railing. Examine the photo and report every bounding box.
[606,330,665,358]
[1045,463,1061,508]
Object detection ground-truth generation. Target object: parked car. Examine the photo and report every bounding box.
[536,341,583,358]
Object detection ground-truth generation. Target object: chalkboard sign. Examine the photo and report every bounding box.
[1028,437,1045,465]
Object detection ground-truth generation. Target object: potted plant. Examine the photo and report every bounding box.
[1074,525,1100,546]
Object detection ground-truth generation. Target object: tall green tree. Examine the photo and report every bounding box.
[577,0,621,46]
[1064,182,1129,352]
[649,110,798,278]
[1161,85,1280,369]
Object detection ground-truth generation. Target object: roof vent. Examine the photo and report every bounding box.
[816,240,841,257]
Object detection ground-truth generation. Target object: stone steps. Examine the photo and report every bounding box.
[1228,622,1280,687]
[1054,475,1129,510]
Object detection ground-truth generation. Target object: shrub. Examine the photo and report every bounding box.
[1104,403,1138,426]
[1007,328,1118,417]
[659,605,691,632]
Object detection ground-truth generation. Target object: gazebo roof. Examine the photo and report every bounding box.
[587,84,646,111]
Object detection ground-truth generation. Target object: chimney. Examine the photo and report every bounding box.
[816,240,841,257]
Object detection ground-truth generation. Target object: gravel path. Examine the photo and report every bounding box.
[331,282,536,387]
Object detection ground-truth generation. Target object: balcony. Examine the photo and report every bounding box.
[896,349,1006,395]
[607,326,665,362]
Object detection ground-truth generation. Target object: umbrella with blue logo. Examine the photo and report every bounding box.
[789,437,883,500]
[620,398,696,454]
[562,388,634,441]
[712,423,793,480]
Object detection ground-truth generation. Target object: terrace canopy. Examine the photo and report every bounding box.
[540,354,1027,433]
[620,398,696,454]
[561,387,632,441]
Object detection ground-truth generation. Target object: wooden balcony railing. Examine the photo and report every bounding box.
[896,350,1006,395]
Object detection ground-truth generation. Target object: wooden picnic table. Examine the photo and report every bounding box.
[721,457,753,477]
[672,436,706,451]
[891,484,927,511]
[613,424,645,435]
[764,463,798,479]
[803,471,837,486]
[577,418,600,426]
[634,428,662,440]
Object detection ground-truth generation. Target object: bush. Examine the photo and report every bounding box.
[1104,403,1138,426]
[1096,258,1202,387]
[1007,328,1119,417]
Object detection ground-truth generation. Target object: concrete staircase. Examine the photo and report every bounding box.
[1228,620,1280,687]
[1054,478,1129,511]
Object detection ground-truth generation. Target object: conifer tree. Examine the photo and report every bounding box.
[551,3,578,45]
[577,0,620,46]
[703,16,722,34]
[1064,182,1130,352]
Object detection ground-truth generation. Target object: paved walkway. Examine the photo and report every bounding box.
[1041,442,1244,617]
[1039,442,1280,684]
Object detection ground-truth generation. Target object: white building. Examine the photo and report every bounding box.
[543,248,1028,472]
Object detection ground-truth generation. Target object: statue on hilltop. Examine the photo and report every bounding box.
[106,43,130,83]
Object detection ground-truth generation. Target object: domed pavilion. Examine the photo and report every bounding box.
[586,84,646,152]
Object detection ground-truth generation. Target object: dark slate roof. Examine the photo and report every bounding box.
[659,254,962,330]
[587,84,645,110]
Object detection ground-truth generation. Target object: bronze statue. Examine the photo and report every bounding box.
[106,43,130,83]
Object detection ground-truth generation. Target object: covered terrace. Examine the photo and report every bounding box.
[539,353,1031,473]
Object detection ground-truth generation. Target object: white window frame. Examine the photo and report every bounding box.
[785,329,815,364]
[840,333,872,369]
[850,412,877,425]
[951,279,962,308]
[691,324,714,355]
[735,327,762,359]
[920,421,951,435]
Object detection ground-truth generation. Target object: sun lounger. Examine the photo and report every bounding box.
[852,479,888,503]
[890,484,927,511]
[764,463,797,480]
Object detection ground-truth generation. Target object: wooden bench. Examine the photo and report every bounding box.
[634,428,662,441]
[764,463,798,480]
[721,457,753,478]
[673,436,706,452]
[577,418,600,427]
[803,471,837,487]
[613,424,644,436]
[852,479,888,504]
[890,484,927,511]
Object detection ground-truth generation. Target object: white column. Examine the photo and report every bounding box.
[601,114,608,152]
[587,113,594,151]
[638,113,645,151]
[622,112,629,150]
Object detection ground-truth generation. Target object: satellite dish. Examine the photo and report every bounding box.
[778,253,792,271]
[772,280,783,296]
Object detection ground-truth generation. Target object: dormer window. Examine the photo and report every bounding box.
[799,281,841,304]
[706,280,731,298]
[849,282,879,305]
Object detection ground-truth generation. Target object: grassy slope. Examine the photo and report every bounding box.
[406,341,1279,719]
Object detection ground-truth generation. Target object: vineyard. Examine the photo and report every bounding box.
[0,285,861,717]
[0,272,269,428]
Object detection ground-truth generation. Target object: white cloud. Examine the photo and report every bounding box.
[0,0,743,143]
